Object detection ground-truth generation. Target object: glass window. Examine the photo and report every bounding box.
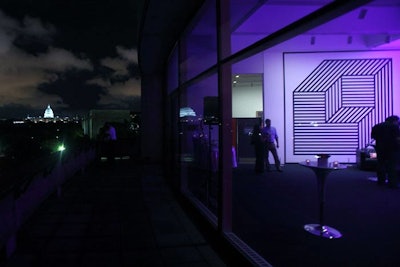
[230,1,400,266]
[180,0,217,82]
[167,45,179,94]
[166,91,181,188]
[179,74,219,217]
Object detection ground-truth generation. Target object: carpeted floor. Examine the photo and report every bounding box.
[232,163,400,267]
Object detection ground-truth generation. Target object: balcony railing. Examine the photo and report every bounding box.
[0,147,96,259]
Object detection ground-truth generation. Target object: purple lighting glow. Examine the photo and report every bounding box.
[375,37,400,49]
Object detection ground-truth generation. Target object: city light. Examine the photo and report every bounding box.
[57,144,66,152]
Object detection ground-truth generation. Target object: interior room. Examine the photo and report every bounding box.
[168,1,400,265]
[231,0,400,164]
[228,1,400,266]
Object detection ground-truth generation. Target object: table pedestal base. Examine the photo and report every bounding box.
[304,224,342,239]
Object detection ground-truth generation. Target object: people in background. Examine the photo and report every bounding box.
[105,123,117,141]
[251,124,264,173]
[371,115,400,188]
[261,118,282,172]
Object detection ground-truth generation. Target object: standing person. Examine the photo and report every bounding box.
[251,124,264,173]
[104,122,117,165]
[105,123,117,141]
[261,118,282,172]
[371,115,400,188]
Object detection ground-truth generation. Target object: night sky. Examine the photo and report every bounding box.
[0,0,141,119]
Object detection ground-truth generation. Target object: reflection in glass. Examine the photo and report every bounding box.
[180,0,217,82]
[180,74,219,216]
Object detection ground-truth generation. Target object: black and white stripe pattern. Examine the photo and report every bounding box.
[293,58,393,155]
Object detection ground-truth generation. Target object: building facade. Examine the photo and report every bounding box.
[139,0,400,265]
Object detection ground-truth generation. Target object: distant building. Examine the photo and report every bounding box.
[44,105,54,119]
[82,109,132,139]
[17,105,80,124]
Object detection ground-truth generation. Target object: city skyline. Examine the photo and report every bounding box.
[0,0,141,119]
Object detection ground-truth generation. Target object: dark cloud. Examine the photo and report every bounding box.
[12,14,56,55]
[2,0,139,60]
[38,69,107,110]
[0,0,141,119]
[99,95,141,112]
[13,34,51,55]
[127,63,141,80]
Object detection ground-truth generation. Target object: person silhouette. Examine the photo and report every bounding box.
[261,119,282,172]
[251,124,264,173]
[371,115,400,188]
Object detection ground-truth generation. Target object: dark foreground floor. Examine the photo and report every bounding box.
[2,159,228,267]
[232,163,400,267]
[4,158,399,267]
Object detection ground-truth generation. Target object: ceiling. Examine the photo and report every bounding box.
[234,0,400,50]
[139,0,400,77]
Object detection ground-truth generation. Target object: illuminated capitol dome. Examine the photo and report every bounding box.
[18,104,79,124]
[44,105,54,119]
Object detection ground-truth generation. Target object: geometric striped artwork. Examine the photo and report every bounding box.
[293,58,393,155]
